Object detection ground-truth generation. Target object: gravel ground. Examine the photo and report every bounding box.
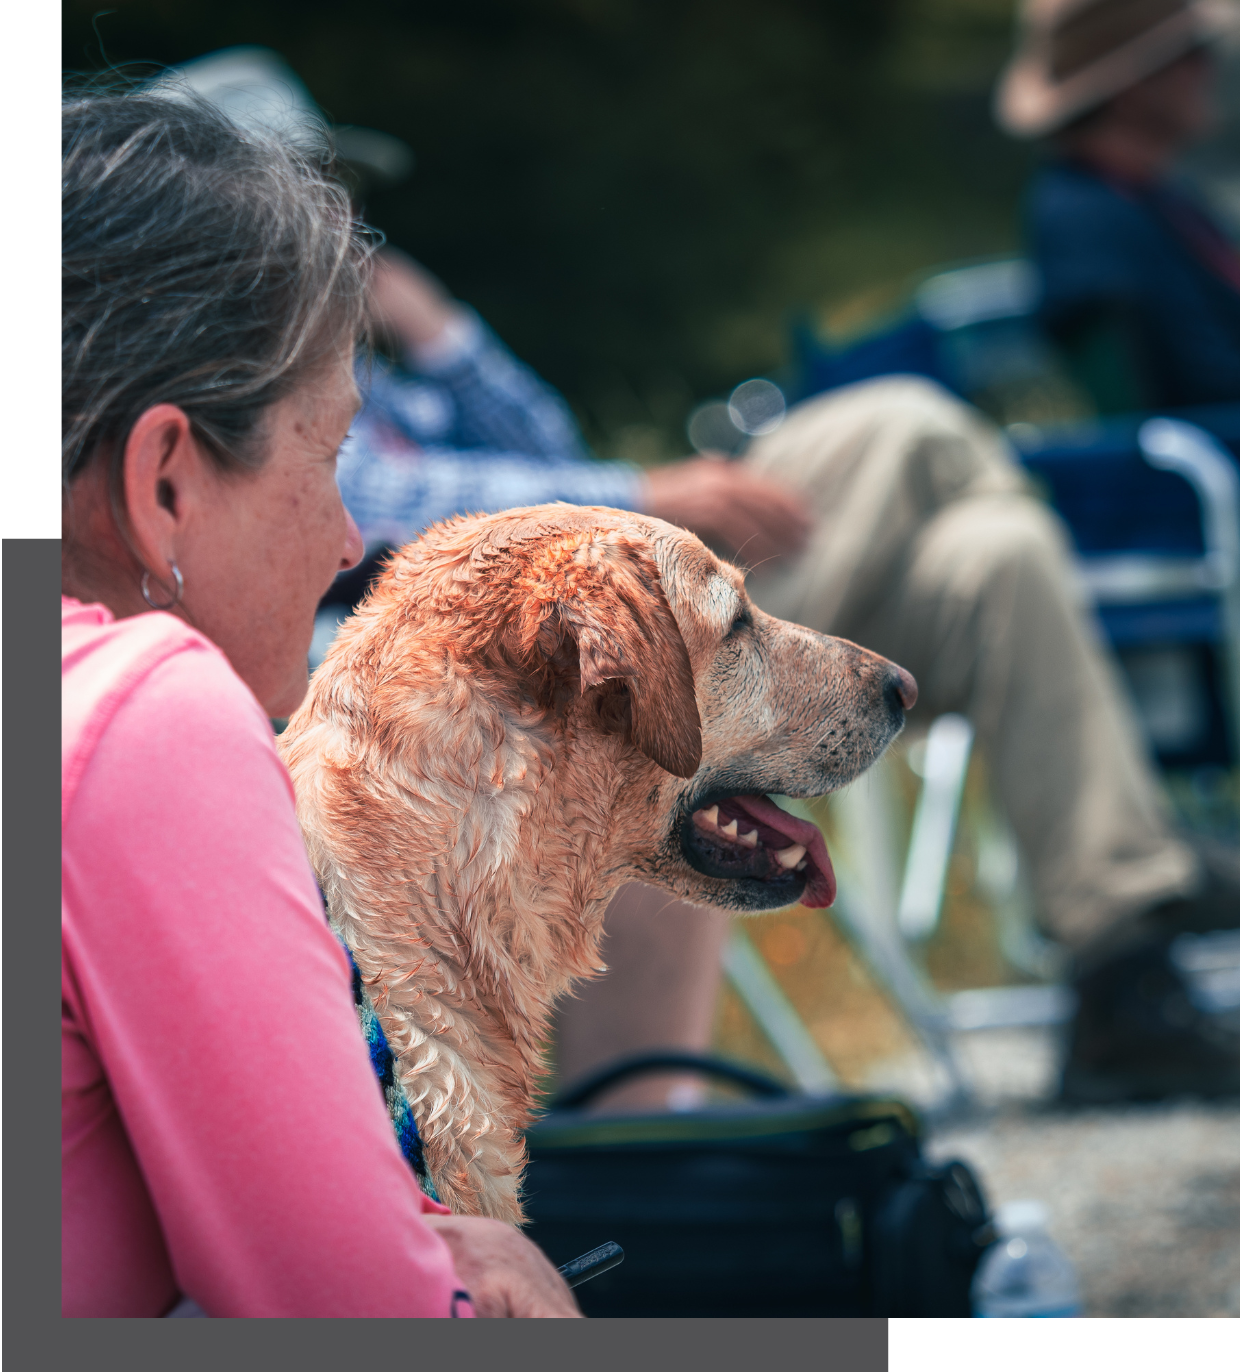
[864,1029,1240,1317]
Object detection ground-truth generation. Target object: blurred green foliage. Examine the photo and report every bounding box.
[64,0,1032,456]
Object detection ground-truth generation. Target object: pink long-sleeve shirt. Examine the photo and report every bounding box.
[61,597,470,1317]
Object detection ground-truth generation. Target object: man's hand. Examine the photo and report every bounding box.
[422,1213,584,1318]
[643,455,812,569]
[368,248,462,352]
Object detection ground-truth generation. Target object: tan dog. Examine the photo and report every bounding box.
[280,504,915,1222]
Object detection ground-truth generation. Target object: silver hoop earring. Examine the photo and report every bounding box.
[141,562,184,611]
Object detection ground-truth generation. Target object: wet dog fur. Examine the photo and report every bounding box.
[279,504,913,1222]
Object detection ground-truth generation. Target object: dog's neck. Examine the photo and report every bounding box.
[290,653,651,1221]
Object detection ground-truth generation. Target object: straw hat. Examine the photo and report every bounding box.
[150,47,415,186]
[995,0,1240,139]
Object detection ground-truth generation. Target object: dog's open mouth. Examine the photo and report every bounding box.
[681,794,836,909]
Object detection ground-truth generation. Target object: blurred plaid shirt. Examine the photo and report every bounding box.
[337,310,643,550]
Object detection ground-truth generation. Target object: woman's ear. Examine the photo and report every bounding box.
[121,404,205,579]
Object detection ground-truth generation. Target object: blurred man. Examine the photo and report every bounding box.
[997,0,1240,411]
[181,46,1240,1107]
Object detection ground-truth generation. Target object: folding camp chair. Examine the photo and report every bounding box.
[795,252,1240,767]
[725,274,1240,1111]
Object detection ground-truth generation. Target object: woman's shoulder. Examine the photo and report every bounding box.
[62,599,273,825]
[62,596,216,681]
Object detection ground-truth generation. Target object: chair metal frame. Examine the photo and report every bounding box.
[1086,418,1240,740]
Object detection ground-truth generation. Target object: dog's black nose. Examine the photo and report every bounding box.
[884,665,918,714]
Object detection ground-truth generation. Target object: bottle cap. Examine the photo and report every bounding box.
[994,1199,1049,1236]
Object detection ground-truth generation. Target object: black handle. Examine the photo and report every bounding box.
[552,1051,791,1110]
[558,1241,625,1289]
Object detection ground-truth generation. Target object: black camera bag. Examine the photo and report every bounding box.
[522,1052,991,1317]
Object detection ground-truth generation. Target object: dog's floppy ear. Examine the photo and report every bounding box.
[510,527,703,777]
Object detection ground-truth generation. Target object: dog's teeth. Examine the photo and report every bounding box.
[693,806,720,835]
[720,819,739,839]
[774,844,806,870]
[795,859,808,872]
[739,829,759,848]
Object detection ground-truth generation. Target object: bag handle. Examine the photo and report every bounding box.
[552,1051,792,1110]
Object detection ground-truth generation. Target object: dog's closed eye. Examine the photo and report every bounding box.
[725,607,753,640]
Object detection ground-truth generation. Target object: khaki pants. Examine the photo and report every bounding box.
[744,376,1201,948]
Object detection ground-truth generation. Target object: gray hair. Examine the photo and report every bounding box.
[62,87,376,498]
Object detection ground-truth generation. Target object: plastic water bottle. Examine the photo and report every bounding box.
[972,1200,1082,1317]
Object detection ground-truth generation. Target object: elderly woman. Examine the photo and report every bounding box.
[60,90,579,1318]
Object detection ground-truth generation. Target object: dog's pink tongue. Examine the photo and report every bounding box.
[731,795,836,909]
